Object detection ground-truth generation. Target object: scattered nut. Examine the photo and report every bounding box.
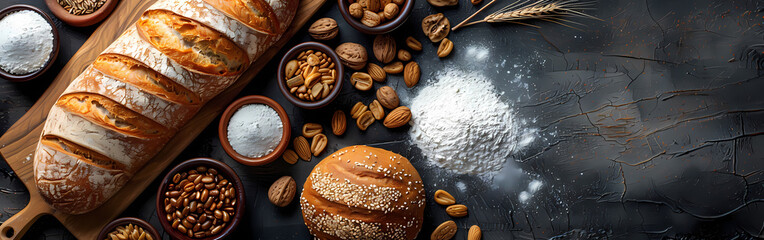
[268,176,296,207]
[383,106,411,128]
[434,189,455,205]
[373,34,397,63]
[376,86,399,109]
[311,134,327,156]
[427,0,458,7]
[398,49,412,61]
[308,18,339,40]
[282,149,298,164]
[356,111,375,130]
[405,36,422,51]
[369,100,385,120]
[351,102,368,119]
[367,63,387,82]
[437,38,454,58]
[383,61,404,74]
[468,225,481,240]
[422,13,450,42]
[293,136,311,161]
[335,43,368,70]
[332,110,347,135]
[431,220,457,240]
[403,61,420,88]
[350,72,374,91]
[302,123,323,138]
[445,204,468,217]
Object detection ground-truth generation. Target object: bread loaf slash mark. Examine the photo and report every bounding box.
[93,54,201,105]
[41,135,127,171]
[136,10,249,76]
[56,93,170,138]
[202,0,280,34]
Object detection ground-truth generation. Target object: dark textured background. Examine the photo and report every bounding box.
[2,0,764,239]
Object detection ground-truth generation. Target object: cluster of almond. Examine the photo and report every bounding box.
[431,189,481,240]
[348,0,404,27]
[281,123,328,164]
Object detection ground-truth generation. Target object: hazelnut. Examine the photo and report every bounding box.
[349,3,364,18]
[383,3,399,19]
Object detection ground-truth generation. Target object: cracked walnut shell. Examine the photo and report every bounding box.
[422,13,450,42]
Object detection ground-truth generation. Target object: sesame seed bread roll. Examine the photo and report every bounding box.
[300,145,426,240]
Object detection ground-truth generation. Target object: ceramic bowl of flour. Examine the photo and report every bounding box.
[0,5,60,82]
[218,95,291,166]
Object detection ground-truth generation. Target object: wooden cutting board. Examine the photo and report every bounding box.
[0,0,327,238]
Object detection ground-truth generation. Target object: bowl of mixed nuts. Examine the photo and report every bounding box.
[277,41,344,109]
[98,217,160,240]
[156,158,245,240]
[337,0,414,34]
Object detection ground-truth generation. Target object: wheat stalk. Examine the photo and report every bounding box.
[452,0,600,31]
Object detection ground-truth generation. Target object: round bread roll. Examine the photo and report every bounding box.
[300,145,426,240]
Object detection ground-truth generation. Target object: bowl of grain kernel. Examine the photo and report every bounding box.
[97,217,160,240]
[278,41,344,109]
[44,0,118,27]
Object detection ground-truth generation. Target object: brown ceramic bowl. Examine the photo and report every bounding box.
[0,5,60,82]
[44,0,117,27]
[98,217,161,240]
[156,158,245,240]
[337,0,414,34]
[218,95,291,166]
[277,42,344,109]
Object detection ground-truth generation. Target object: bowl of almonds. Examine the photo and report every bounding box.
[98,217,160,240]
[278,42,344,109]
[156,158,245,240]
[338,0,414,34]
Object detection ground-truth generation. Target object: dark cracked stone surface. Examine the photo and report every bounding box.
[1,0,764,239]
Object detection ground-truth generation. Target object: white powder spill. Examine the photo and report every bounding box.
[409,68,536,175]
[519,179,544,203]
[464,44,490,62]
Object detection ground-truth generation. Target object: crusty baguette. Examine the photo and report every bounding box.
[300,146,426,240]
[33,0,298,214]
[202,0,281,35]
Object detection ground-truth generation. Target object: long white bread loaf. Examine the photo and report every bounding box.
[33,0,299,214]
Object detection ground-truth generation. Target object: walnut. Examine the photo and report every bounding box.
[361,10,382,27]
[422,13,450,42]
[308,18,338,40]
[383,3,399,20]
[335,42,368,70]
[426,0,458,7]
[349,3,364,18]
[373,34,396,63]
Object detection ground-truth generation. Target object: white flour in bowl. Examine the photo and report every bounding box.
[409,68,534,175]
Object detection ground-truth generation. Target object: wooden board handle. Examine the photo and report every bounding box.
[0,197,51,240]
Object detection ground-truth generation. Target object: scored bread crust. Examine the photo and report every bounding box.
[300,146,426,240]
[202,0,281,35]
[33,0,299,215]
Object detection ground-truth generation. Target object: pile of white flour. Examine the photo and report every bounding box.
[409,68,531,175]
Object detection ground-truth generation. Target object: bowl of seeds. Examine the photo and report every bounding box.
[277,41,344,109]
[156,158,245,240]
[44,0,117,27]
[97,217,160,240]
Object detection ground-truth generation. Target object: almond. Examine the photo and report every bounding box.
[293,136,311,161]
[282,149,298,164]
[356,111,375,131]
[376,86,399,109]
[350,102,368,119]
[431,220,457,240]
[383,106,411,128]
[311,134,327,156]
[369,100,385,120]
[434,189,455,205]
[332,110,346,135]
[468,225,481,240]
[404,61,420,88]
[398,49,412,62]
[383,61,404,74]
[437,38,454,58]
[367,63,387,82]
[445,204,468,217]
[268,176,296,207]
[405,36,422,51]
[302,123,323,138]
[350,72,374,91]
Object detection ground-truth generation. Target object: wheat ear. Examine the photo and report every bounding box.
[453,0,600,31]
